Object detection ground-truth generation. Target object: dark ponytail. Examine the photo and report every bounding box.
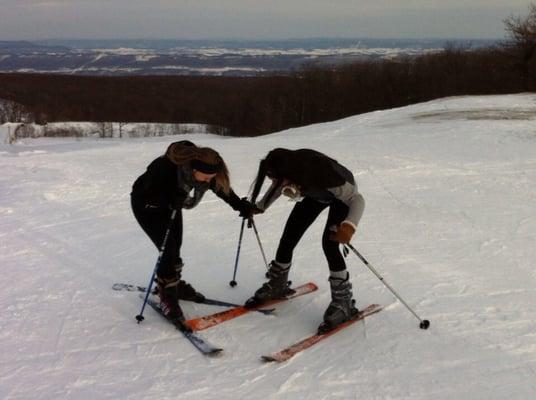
[250,159,268,204]
[250,149,290,207]
[250,157,286,207]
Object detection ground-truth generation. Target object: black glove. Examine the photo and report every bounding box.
[170,193,186,210]
[237,199,263,219]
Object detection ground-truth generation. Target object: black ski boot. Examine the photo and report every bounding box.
[174,260,205,303]
[318,271,359,334]
[245,261,292,308]
[177,280,205,303]
[155,276,190,331]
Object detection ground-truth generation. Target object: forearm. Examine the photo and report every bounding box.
[214,187,243,210]
[344,193,365,228]
[256,182,282,211]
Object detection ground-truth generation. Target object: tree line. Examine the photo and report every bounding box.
[1,5,535,137]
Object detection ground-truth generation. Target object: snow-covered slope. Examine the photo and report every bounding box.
[1,94,535,399]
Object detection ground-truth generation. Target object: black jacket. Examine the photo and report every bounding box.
[131,155,242,211]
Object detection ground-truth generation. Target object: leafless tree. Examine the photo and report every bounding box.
[504,3,536,89]
[118,122,127,138]
[97,122,114,138]
[0,99,32,124]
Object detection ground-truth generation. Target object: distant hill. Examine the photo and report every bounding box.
[0,41,70,53]
[0,38,500,76]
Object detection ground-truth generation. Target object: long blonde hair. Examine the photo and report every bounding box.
[165,141,231,194]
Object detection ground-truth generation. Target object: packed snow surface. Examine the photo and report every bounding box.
[1,94,536,399]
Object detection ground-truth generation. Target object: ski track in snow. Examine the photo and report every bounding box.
[1,94,536,399]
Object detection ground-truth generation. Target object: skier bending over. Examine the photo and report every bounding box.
[131,140,255,322]
[245,148,365,332]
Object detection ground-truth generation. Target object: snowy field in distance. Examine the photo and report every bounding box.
[1,93,536,399]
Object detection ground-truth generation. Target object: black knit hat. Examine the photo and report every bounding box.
[191,159,222,174]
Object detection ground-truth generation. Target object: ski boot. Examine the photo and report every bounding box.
[245,261,292,308]
[175,260,205,303]
[177,280,205,303]
[318,271,359,334]
[155,276,191,332]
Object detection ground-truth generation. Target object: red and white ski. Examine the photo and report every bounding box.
[261,303,383,362]
[185,282,318,331]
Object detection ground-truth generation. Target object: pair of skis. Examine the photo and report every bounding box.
[114,282,382,361]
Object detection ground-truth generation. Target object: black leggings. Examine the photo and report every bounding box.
[275,197,349,272]
[131,198,183,280]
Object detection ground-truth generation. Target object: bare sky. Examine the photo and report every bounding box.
[0,0,532,40]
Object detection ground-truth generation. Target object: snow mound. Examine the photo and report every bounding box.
[1,94,535,399]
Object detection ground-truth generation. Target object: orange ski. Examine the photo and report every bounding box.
[261,303,382,362]
[185,282,318,331]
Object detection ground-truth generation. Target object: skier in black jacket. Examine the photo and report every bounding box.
[245,148,365,332]
[131,140,255,321]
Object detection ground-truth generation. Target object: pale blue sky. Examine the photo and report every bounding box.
[0,0,531,40]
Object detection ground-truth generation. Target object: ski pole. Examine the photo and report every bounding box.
[248,218,269,271]
[346,244,430,330]
[136,209,178,323]
[229,217,246,287]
